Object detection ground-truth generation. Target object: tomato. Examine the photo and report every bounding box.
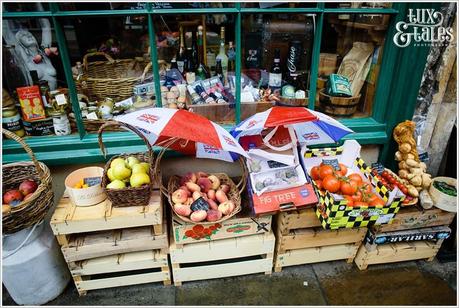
[348,173,363,184]
[351,191,362,202]
[335,163,348,177]
[360,183,373,194]
[319,165,334,180]
[353,201,368,207]
[322,175,340,193]
[340,180,358,195]
[369,197,385,207]
[311,166,321,180]
[365,193,379,204]
[343,195,354,207]
[315,179,323,190]
[388,176,397,184]
[381,171,389,178]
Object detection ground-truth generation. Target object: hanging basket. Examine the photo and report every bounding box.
[154,137,247,225]
[2,129,54,234]
[98,121,154,207]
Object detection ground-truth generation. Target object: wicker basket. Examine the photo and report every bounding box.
[2,129,54,234]
[154,137,247,225]
[98,121,154,207]
[319,89,361,116]
[74,52,151,101]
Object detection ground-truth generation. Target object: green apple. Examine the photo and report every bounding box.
[130,173,150,188]
[139,162,150,173]
[113,163,132,180]
[125,156,140,169]
[106,179,126,189]
[107,168,116,182]
[110,157,126,169]
[132,163,147,175]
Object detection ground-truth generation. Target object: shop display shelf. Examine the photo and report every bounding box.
[68,250,171,296]
[274,208,366,272]
[169,232,275,286]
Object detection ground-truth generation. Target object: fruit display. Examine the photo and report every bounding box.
[310,163,386,207]
[371,168,416,206]
[73,177,102,189]
[393,121,432,199]
[3,179,39,208]
[171,171,235,223]
[105,156,151,189]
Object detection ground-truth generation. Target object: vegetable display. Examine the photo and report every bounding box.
[433,181,457,197]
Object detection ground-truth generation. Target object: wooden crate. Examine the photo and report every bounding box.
[51,190,163,237]
[372,206,455,233]
[61,222,169,262]
[169,232,275,286]
[69,250,171,296]
[354,240,444,270]
[171,211,272,248]
[274,208,366,272]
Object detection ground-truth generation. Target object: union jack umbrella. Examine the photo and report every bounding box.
[115,108,249,162]
[231,106,353,147]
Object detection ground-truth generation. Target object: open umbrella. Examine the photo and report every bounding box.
[115,108,249,162]
[231,106,353,147]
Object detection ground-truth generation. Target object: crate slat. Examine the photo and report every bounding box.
[277,208,322,235]
[76,271,169,291]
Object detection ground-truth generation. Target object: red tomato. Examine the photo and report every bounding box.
[381,171,389,178]
[360,183,373,194]
[344,195,354,207]
[315,179,323,190]
[319,165,334,180]
[340,180,358,195]
[369,197,386,207]
[310,166,320,180]
[351,191,363,202]
[322,175,340,193]
[365,193,379,204]
[348,173,363,185]
[353,201,368,207]
[336,163,348,176]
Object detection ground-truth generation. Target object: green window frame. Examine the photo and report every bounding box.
[2,2,439,166]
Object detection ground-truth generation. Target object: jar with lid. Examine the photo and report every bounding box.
[51,112,71,136]
[48,90,69,115]
[38,80,53,115]
[2,106,25,137]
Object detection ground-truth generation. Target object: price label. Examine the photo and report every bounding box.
[55,94,68,106]
[418,152,429,162]
[322,158,340,170]
[191,197,209,212]
[86,112,98,120]
[371,163,385,175]
[84,176,102,187]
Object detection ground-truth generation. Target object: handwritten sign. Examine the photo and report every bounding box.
[84,177,102,187]
[191,197,209,212]
[267,160,288,169]
[322,158,340,170]
[371,163,385,175]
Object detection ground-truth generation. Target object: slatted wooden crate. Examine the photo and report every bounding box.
[274,208,367,272]
[169,232,275,286]
[69,250,171,295]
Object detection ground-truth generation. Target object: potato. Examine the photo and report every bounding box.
[410,175,422,186]
[405,159,420,168]
[406,153,416,160]
[409,168,423,175]
[398,169,409,179]
[406,173,416,180]
[415,186,423,192]
[419,162,427,171]
[395,151,403,161]
[400,143,412,154]
[422,174,432,188]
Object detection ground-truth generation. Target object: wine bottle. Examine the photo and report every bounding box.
[227,41,235,72]
[286,40,302,89]
[170,57,178,70]
[176,26,187,74]
[215,26,228,85]
[184,48,195,84]
[191,30,199,71]
[215,59,224,83]
[268,48,282,92]
[197,25,211,79]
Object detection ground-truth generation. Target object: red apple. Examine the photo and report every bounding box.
[3,190,23,204]
[19,179,38,196]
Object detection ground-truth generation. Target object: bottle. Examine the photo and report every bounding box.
[196,66,206,81]
[2,106,25,137]
[268,48,282,92]
[195,85,215,104]
[176,26,187,74]
[215,26,228,85]
[170,58,178,70]
[197,25,211,79]
[286,40,302,88]
[227,41,236,72]
[215,59,224,83]
[38,80,52,114]
[191,30,199,71]
[244,15,263,83]
[184,48,195,84]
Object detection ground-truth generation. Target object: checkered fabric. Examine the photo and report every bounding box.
[303,146,344,158]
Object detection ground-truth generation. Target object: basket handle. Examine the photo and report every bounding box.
[97,121,154,164]
[236,158,248,194]
[2,128,45,179]
[83,52,115,71]
[153,137,181,197]
[140,62,153,83]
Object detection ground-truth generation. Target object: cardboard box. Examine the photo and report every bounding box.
[299,140,405,229]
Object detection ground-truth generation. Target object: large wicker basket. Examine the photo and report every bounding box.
[98,121,154,207]
[2,129,54,234]
[154,137,247,225]
[74,52,151,101]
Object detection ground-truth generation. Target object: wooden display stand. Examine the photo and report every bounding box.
[50,189,171,296]
[274,208,367,272]
[169,232,275,286]
[354,206,455,270]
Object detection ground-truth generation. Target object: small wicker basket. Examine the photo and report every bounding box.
[2,129,54,234]
[154,137,247,225]
[98,121,154,207]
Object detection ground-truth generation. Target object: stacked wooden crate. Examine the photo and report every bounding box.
[50,190,170,296]
[168,204,275,286]
[274,207,367,272]
[354,206,455,270]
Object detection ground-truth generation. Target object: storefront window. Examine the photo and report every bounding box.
[316,13,391,118]
[242,3,317,8]
[240,13,315,120]
[60,15,152,132]
[2,17,73,138]
[324,2,392,9]
[58,2,147,11]
[154,14,236,124]
[3,3,49,12]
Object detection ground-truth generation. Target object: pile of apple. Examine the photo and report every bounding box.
[172,172,235,223]
[3,179,39,209]
[106,156,151,189]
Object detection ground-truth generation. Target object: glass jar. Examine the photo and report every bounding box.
[38,80,53,114]
[2,106,25,137]
[52,112,71,136]
[48,90,69,115]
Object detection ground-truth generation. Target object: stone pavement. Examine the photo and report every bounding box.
[2,259,456,306]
